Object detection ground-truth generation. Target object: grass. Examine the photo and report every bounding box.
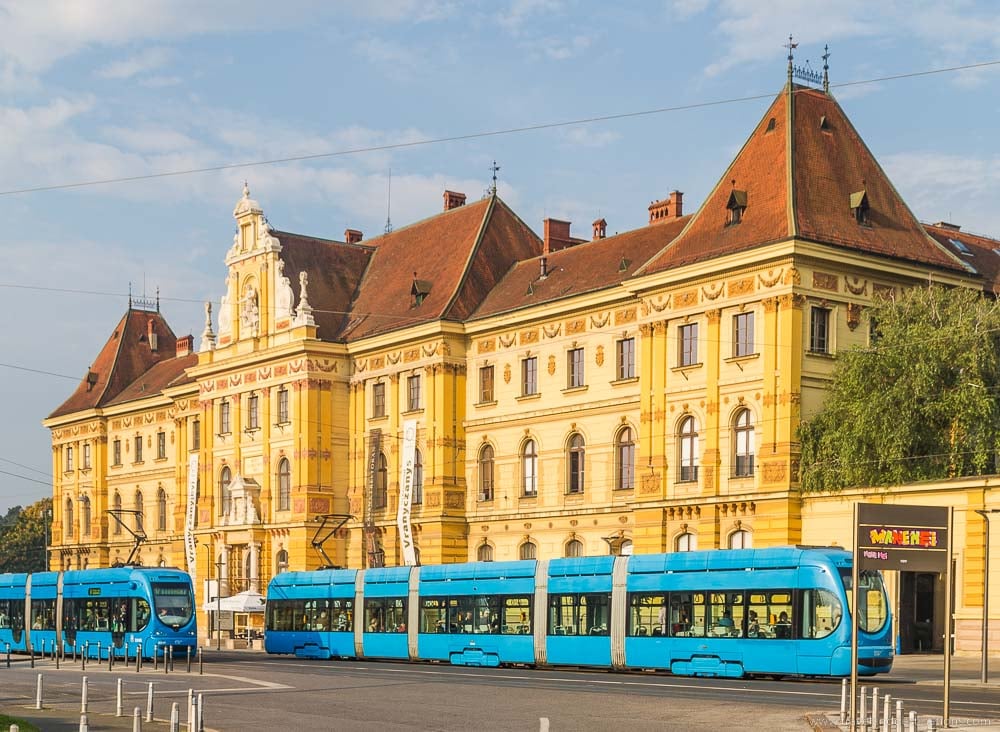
[0,715,41,731]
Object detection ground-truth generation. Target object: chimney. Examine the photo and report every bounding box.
[539,256,548,279]
[176,335,194,357]
[345,228,364,244]
[443,190,467,211]
[147,319,158,352]
[592,218,607,241]
[648,190,684,225]
[543,218,573,253]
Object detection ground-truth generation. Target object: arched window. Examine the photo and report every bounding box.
[676,532,697,552]
[565,539,583,557]
[65,498,74,539]
[521,439,538,497]
[113,492,122,535]
[412,449,423,505]
[478,444,495,502]
[134,490,144,532]
[567,433,585,494]
[374,453,388,509]
[729,529,752,549]
[615,427,635,491]
[519,542,537,561]
[733,408,755,478]
[81,495,91,537]
[157,488,167,531]
[219,466,232,517]
[277,458,291,511]
[678,416,699,482]
[276,549,289,574]
[477,543,494,562]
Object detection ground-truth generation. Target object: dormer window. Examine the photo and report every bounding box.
[726,189,747,226]
[850,190,870,226]
[411,277,432,307]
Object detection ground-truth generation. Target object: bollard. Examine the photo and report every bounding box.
[186,646,191,673]
[11,724,20,732]
[117,678,124,717]
[840,678,848,724]
[187,689,195,732]
[29,644,34,668]
[872,687,880,731]
[882,694,891,732]
[109,647,114,671]
[860,687,868,728]
[196,692,203,732]
[6,642,10,668]
[170,702,180,732]
[908,710,917,732]
[73,644,77,663]
[81,676,89,714]
[79,713,88,732]
[55,642,60,670]
[896,700,903,732]
[926,719,935,731]
[153,648,158,671]
[136,647,142,673]
[35,673,43,710]
[125,643,130,667]
[164,647,169,675]
[146,681,154,722]
[97,642,102,661]
[83,643,88,670]
[198,647,203,675]
[133,706,142,732]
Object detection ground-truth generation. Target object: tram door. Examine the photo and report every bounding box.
[899,572,936,653]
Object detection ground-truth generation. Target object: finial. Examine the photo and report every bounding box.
[489,161,500,196]
[128,281,133,309]
[784,34,798,83]
[155,287,160,313]
[242,180,250,198]
[822,44,831,93]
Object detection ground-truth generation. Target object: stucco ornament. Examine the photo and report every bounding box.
[274,259,294,320]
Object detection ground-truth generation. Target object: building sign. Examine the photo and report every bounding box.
[856,503,949,572]
[184,454,199,582]
[397,420,418,566]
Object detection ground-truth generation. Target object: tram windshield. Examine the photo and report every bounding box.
[839,568,889,633]
[151,583,194,627]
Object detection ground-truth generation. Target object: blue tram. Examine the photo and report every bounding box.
[0,567,197,659]
[265,546,893,678]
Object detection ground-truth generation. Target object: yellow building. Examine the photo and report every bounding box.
[46,76,998,653]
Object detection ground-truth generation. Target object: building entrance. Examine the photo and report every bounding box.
[899,571,936,653]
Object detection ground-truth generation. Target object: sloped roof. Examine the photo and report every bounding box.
[473,215,690,320]
[342,196,541,341]
[640,84,968,275]
[48,309,179,419]
[924,223,1000,294]
[103,352,198,408]
[270,230,373,340]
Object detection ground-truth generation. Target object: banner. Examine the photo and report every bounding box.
[184,453,199,581]
[397,420,418,566]
[365,429,382,566]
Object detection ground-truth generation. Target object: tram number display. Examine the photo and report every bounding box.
[88,588,101,596]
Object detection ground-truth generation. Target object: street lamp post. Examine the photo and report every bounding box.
[43,508,52,571]
[974,508,999,684]
[215,559,223,651]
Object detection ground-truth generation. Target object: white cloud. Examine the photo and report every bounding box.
[669,0,710,19]
[496,0,564,32]
[96,46,171,79]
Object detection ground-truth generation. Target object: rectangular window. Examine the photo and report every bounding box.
[679,323,698,366]
[479,366,495,403]
[156,431,166,460]
[372,382,386,418]
[568,347,585,388]
[219,401,231,434]
[407,374,421,411]
[134,435,143,463]
[733,312,755,357]
[277,387,289,423]
[364,597,407,633]
[82,443,91,470]
[521,357,538,396]
[65,446,73,472]
[616,338,635,380]
[248,394,259,430]
[192,419,200,451]
[810,307,831,353]
[113,439,121,466]
[548,593,610,637]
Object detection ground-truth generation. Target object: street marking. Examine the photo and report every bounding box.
[540,717,549,731]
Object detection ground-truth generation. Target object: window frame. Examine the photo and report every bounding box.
[373,453,388,509]
[156,431,166,460]
[521,356,538,396]
[567,347,585,388]
[733,311,755,358]
[521,439,538,497]
[479,365,495,403]
[157,488,167,532]
[112,439,122,466]
[219,466,232,517]
[412,448,423,505]
[248,393,260,430]
[134,435,143,463]
[277,387,290,424]
[407,374,421,412]
[219,400,231,435]
[615,426,636,491]
[478,444,495,502]
[192,418,201,451]
[616,337,636,380]
[678,416,698,483]
[679,323,699,367]
[277,457,291,512]
[810,306,831,354]
[567,433,585,494]
[65,446,74,472]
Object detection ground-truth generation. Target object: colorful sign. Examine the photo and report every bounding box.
[397,420,418,566]
[856,503,949,572]
[184,453,199,582]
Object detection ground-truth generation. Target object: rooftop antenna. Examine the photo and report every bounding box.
[785,34,797,84]
[384,168,393,234]
[489,160,500,196]
[128,281,133,309]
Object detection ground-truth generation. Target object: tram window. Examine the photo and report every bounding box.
[365,598,406,633]
[421,598,447,633]
[841,569,889,633]
[502,596,531,634]
[748,591,793,639]
[30,600,56,630]
[0,600,9,628]
[304,599,330,631]
[669,592,704,637]
[627,594,667,636]
[331,599,353,631]
[152,583,193,627]
[548,593,610,636]
[134,598,151,632]
[801,589,842,639]
[708,592,744,637]
[266,600,301,632]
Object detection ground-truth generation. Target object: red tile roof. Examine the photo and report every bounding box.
[104,352,198,407]
[924,223,1000,294]
[641,85,969,276]
[48,309,180,419]
[473,215,690,319]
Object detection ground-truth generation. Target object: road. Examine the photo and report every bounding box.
[1,651,997,731]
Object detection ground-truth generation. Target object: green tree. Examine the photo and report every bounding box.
[799,285,1000,492]
[0,498,52,573]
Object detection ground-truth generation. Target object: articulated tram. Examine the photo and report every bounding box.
[0,567,197,659]
[265,546,893,678]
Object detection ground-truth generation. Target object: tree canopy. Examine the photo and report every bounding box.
[0,498,51,573]
[799,284,1000,492]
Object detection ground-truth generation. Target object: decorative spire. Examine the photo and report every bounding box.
[242,180,250,199]
[199,301,216,352]
[785,34,797,85]
[489,160,500,196]
[128,281,133,309]
[822,44,831,93]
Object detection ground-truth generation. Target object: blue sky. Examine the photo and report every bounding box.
[2,0,999,514]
